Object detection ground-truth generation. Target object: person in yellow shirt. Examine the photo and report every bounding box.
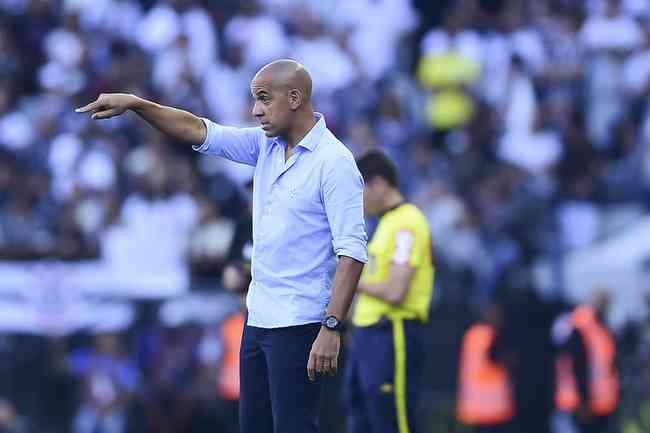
[344,150,434,433]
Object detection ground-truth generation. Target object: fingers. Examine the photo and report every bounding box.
[308,353,338,381]
[307,352,316,382]
[322,356,337,376]
[91,108,120,120]
[75,100,100,114]
[330,355,338,376]
[319,356,328,376]
[75,94,111,117]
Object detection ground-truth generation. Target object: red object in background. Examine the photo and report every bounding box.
[554,306,619,416]
[218,312,245,401]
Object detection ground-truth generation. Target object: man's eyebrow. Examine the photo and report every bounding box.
[252,89,271,97]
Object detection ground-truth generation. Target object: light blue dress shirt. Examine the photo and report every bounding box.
[194,113,367,328]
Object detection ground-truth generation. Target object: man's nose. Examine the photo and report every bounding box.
[252,101,263,117]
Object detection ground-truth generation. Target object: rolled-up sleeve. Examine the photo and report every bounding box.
[193,118,263,166]
[322,152,368,263]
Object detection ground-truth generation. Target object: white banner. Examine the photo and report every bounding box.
[0,299,134,335]
[536,215,650,328]
[0,260,189,299]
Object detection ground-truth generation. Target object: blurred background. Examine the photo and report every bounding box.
[1,0,650,432]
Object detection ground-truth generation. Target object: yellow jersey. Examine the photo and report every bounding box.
[352,203,434,327]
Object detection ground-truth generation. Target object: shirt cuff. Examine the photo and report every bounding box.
[192,118,223,153]
[333,237,368,263]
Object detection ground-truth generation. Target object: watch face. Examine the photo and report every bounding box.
[326,317,339,328]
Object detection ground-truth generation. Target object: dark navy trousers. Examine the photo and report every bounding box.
[239,321,323,433]
[344,318,424,433]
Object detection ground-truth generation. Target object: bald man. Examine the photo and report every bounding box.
[77,59,368,433]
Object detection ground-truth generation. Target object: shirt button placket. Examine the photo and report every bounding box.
[257,194,272,253]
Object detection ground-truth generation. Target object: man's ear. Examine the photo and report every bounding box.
[288,89,303,110]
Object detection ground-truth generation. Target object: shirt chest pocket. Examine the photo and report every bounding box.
[275,176,322,212]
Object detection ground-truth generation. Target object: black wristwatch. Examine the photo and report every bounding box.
[322,315,343,332]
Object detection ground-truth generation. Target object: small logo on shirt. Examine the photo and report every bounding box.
[289,188,297,198]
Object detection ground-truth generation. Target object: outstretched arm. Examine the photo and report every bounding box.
[76,93,206,146]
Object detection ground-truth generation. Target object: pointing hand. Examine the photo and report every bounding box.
[75,93,136,120]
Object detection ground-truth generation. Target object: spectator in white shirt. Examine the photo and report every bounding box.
[580,0,644,52]
[224,2,289,72]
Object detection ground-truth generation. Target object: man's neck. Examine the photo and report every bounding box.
[379,189,405,216]
[284,109,316,149]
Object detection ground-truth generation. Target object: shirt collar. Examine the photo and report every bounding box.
[273,112,326,152]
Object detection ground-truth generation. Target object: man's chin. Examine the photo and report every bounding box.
[262,129,278,137]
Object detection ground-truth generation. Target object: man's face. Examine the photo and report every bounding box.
[250,75,292,138]
[363,177,384,216]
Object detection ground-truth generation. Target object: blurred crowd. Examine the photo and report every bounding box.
[1,0,650,292]
[0,306,247,433]
[1,0,650,432]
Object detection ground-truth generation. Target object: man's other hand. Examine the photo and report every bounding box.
[307,327,340,381]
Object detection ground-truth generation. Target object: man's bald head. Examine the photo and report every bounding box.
[252,59,312,101]
[250,59,316,140]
